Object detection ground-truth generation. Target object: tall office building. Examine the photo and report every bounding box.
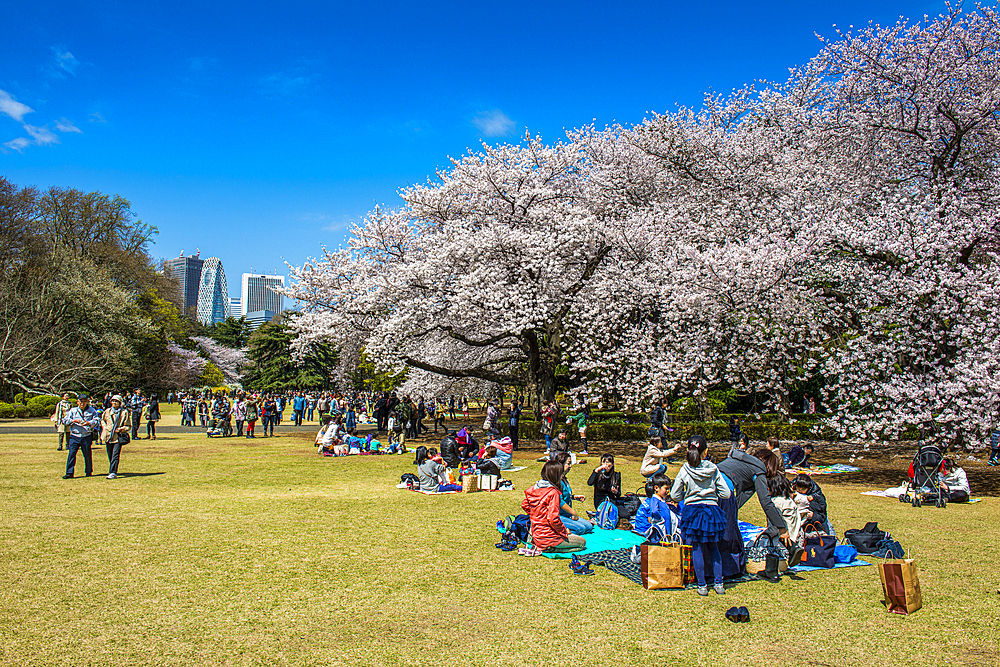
[196,257,230,325]
[241,273,285,329]
[163,251,204,313]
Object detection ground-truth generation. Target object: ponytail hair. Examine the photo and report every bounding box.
[686,434,708,467]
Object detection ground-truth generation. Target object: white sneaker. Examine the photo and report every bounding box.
[106,473,117,479]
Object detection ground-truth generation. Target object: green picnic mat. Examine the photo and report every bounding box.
[540,527,645,559]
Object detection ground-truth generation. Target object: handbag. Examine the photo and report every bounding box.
[801,534,837,568]
[878,559,922,615]
[110,409,130,445]
[745,533,789,574]
[640,542,692,589]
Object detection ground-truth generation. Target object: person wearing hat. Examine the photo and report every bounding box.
[100,395,132,479]
[61,394,100,479]
[51,392,73,451]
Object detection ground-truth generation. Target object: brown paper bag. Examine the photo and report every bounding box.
[878,559,922,615]
[640,543,686,590]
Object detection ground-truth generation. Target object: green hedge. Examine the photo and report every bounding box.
[518,420,835,442]
[0,402,52,418]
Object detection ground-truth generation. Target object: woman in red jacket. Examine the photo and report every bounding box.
[522,461,586,553]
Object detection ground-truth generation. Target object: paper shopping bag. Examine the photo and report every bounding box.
[640,543,686,589]
[878,559,922,615]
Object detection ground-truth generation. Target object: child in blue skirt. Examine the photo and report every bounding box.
[670,435,732,596]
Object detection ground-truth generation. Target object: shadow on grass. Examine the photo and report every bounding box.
[115,472,165,478]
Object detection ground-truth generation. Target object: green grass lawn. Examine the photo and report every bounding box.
[2,432,997,667]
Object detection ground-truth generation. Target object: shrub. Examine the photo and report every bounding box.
[29,404,51,418]
[28,395,62,409]
[10,405,29,418]
[0,403,12,418]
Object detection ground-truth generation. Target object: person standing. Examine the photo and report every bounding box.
[448,395,456,420]
[233,395,246,437]
[61,394,100,479]
[52,393,73,451]
[100,395,132,479]
[307,394,317,422]
[182,393,197,427]
[145,394,161,440]
[293,392,305,426]
[508,398,522,451]
[127,389,145,441]
[318,394,331,422]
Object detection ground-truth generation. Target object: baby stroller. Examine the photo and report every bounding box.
[898,442,947,508]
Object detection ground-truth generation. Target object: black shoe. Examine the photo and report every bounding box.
[787,545,804,568]
[738,606,750,622]
[62,474,73,479]
[725,607,741,623]
[85,473,93,477]
[57,446,63,451]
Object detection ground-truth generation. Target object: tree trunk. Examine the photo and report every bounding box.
[695,393,714,422]
[523,328,559,421]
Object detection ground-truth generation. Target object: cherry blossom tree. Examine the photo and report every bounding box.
[166,343,207,389]
[191,336,247,385]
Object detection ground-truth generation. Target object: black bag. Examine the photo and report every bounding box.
[619,492,642,519]
[801,534,837,568]
[844,522,890,555]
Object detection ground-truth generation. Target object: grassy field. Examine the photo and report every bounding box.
[1,430,997,667]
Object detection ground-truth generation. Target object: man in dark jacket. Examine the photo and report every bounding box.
[440,430,460,468]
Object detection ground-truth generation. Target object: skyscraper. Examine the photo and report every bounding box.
[196,257,230,325]
[163,251,204,314]
[241,273,285,329]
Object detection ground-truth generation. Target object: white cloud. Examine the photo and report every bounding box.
[0,89,33,122]
[471,109,516,137]
[53,48,79,74]
[3,137,31,152]
[90,111,107,123]
[24,124,59,146]
[54,118,82,133]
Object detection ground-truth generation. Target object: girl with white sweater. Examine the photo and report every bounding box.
[670,435,732,596]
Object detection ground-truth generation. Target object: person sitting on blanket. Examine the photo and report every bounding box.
[792,474,833,534]
[768,474,804,547]
[587,454,622,510]
[641,436,680,478]
[551,429,581,465]
[478,446,503,477]
[441,430,460,468]
[551,452,594,535]
[939,458,971,503]
[521,460,586,553]
[484,434,514,469]
[784,444,814,468]
[765,437,786,474]
[415,446,462,493]
[633,473,678,540]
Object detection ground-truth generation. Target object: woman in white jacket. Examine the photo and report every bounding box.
[670,435,732,596]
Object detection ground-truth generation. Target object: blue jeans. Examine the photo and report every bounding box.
[643,464,668,478]
[560,513,594,535]
[65,434,94,476]
[307,408,314,421]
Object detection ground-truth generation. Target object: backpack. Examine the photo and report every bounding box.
[496,514,531,543]
[595,498,619,530]
[400,473,420,490]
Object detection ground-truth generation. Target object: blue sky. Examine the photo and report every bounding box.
[1,0,935,296]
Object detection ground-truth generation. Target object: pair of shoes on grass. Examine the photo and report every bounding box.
[518,545,543,557]
[569,555,595,575]
[725,606,750,623]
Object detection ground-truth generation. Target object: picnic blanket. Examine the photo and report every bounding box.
[787,464,861,476]
[505,466,528,473]
[396,484,514,494]
[861,489,983,503]
[539,527,645,559]
[542,521,868,587]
